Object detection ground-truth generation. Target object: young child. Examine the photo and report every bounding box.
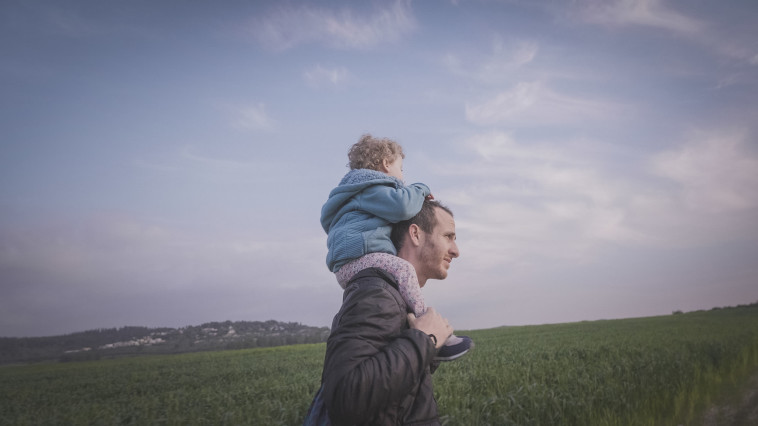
[320,134,472,361]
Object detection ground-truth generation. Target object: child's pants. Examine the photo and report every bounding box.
[335,252,426,317]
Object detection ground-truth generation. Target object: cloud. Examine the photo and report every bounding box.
[430,128,758,273]
[433,132,647,270]
[465,81,620,126]
[573,0,704,34]
[169,145,287,188]
[569,0,758,66]
[706,39,758,68]
[484,37,539,71]
[0,213,334,336]
[650,130,758,214]
[131,143,285,197]
[232,103,276,130]
[613,130,758,249]
[180,148,253,169]
[2,3,103,38]
[304,65,352,88]
[444,38,538,83]
[249,0,416,50]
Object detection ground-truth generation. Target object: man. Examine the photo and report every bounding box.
[318,200,460,425]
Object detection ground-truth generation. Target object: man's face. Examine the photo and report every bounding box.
[417,207,459,285]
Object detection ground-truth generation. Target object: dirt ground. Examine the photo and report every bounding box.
[699,371,758,426]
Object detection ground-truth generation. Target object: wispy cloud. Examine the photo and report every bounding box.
[444,37,538,83]
[231,103,276,130]
[0,213,334,335]
[431,132,646,269]
[3,4,104,38]
[568,0,758,66]
[249,0,416,50]
[180,147,259,172]
[572,0,704,34]
[465,81,620,126]
[134,144,279,186]
[5,2,161,40]
[706,38,758,68]
[304,65,352,88]
[432,128,758,271]
[173,145,287,187]
[650,129,758,214]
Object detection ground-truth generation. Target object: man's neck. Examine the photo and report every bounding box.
[406,257,427,288]
[398,246,426,287]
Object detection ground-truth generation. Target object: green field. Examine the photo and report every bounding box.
[2,305,757,425]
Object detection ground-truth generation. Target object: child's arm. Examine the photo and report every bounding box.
[359,182,430,223]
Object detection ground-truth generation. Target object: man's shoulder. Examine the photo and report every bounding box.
[347,267,400,290]
[343,268,407,313]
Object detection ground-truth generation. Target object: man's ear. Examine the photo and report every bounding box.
[408,224,422,247]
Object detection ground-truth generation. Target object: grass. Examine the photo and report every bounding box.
[435,308,758,425]
[1,306,757,425]
[0,345,325,425]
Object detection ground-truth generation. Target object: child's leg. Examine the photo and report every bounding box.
[335,253,426,316]
[335,256,374,289]
[337,254,473,361]
[378,254,426,317]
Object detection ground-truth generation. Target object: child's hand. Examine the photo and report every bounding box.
[408,308,452,349]
[426,193,435,200]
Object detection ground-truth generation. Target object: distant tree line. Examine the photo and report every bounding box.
[672,300,758,315]
[0,320,330,365]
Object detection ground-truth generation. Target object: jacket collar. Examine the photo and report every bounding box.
[346,267,400,291]
[339,168,403,187]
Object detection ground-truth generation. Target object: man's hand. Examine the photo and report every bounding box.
[407,307,452,349]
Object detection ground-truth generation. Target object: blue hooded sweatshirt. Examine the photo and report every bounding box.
[320,169,431,272]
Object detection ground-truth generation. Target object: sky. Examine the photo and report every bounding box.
[1,0,757,337]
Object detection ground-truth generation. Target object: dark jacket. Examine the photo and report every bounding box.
[321,268,440,425]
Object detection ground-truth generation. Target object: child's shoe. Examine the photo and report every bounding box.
[435,334,473,362]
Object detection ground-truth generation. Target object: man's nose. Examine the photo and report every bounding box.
[450,241,460,258]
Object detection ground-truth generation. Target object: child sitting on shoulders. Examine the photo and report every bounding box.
[320,134,472,361]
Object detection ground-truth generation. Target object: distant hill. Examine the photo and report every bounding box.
[0,320,330,364]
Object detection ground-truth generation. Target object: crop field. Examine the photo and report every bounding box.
[1,305,757,426]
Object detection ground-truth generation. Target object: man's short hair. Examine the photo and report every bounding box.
[391,200,454,251]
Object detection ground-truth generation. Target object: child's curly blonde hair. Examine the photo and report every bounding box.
[348,134,404,170]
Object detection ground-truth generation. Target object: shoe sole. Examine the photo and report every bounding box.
[434,341,475,362]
